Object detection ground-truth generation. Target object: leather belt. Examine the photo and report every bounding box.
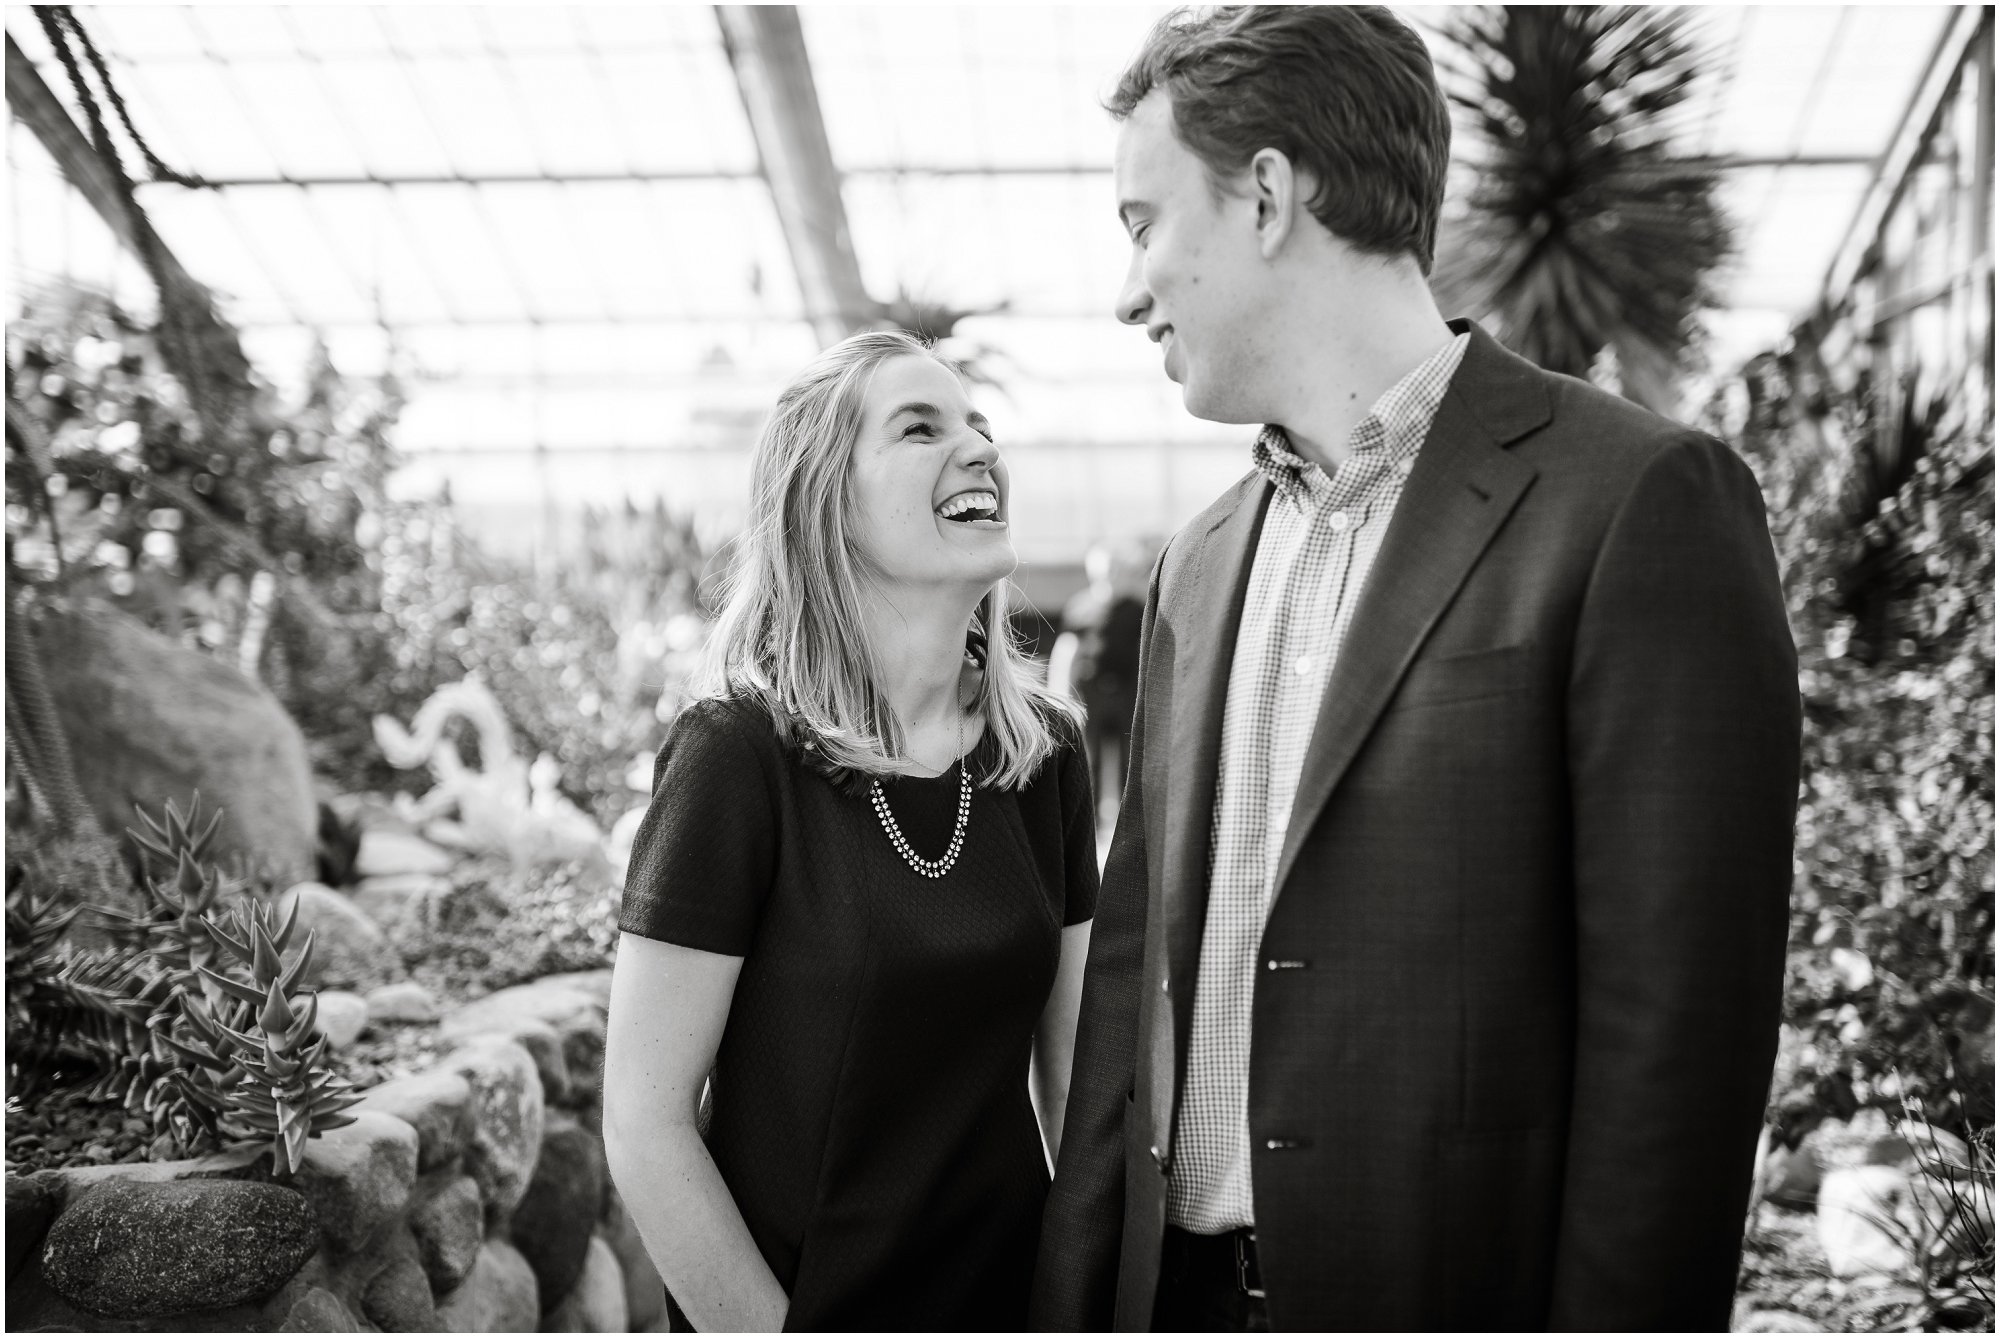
[1163,1225,1264,1299]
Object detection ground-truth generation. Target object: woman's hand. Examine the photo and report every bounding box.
[603,932,789,1331]
[1030,919,1094,1170]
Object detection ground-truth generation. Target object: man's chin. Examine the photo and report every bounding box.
[1179,379,1260,426]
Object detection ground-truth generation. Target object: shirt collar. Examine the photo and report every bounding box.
[1252,332,1470,511]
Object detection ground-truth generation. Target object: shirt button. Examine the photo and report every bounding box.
[1328,510,1350,532]
[1292,655,1312,676]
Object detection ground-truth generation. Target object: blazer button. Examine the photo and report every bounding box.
[1160,976,1170,994]
[1264,1137,1309,1151]
[1149,1145,1169,1173]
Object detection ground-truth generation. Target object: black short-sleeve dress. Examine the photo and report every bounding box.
[618,696,1098,1332]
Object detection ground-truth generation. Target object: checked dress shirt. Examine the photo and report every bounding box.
[1166,332,1470,1234]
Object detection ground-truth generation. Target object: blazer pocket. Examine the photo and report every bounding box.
[1394,643,1530,709]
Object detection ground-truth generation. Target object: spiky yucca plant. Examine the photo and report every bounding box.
[1430,6,1732,412]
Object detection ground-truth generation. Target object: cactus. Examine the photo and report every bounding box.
[183,897,362,1176]
[10,795,361,1175]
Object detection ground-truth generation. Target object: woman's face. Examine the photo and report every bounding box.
[847,354,1015,598]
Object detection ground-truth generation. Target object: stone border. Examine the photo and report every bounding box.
[6,970,668,1333]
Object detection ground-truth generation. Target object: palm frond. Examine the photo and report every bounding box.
[1433,6,1733,410]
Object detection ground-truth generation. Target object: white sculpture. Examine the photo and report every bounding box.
[372,677,604,871]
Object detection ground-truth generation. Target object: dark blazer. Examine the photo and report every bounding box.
[1032,322,1801,1331]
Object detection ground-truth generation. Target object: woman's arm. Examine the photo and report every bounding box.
[603,932,788,1332]
[1029,919,1093,1170]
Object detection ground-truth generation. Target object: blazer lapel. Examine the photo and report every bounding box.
[1271,326,1550,900]
[1163,478,1272,1029]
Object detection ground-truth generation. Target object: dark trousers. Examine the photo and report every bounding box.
[1152,1227,1271,1332]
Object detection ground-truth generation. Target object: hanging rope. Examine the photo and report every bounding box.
[37,6,210,189]
[31,5,236,440]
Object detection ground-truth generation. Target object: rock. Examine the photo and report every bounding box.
[362,1251,438,1331]
[601,1191,667,1331]
[411,1174,485,1292]
[281,1285,359,1332]
[1761,1139,1823,1208]
[288,1110,420,1254]
[356,829,455,878]
[355,1069,476,1172]
[541,1236,628,1332]
[511,1019,574,1104]
[436,1240,540,1333]
[41,1178,316,1318]
[443,981,607,1106]
[317,799,363,887]
[1736,1309,1820,1332]
[352,873,453,937]
[1818,1164,1915,1276]
[511,1113,608,1310]
[276,882,393,989]
[448,1039,547,1223]
[534,969,614,1008]
[442,980,606,1048]
[7,1173,63,1280]
[366,979,444,1024]
[316,989,371,1050]
[34,598,319,884]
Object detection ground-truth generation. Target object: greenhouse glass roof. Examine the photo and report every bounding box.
[4,5,1965,551]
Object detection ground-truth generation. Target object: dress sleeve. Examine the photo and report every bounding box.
[1057,731,1100,926]
[618,701,778,955]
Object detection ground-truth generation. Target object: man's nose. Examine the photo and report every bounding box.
[1115,259,1150,327]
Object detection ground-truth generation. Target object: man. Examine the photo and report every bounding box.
[1032,7,1801,1331]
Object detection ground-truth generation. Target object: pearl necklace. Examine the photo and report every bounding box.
[869,715,971,879]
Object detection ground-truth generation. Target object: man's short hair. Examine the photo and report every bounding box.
[1109,6,1451,275]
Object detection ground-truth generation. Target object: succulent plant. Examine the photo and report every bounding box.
[183,896,362,1176]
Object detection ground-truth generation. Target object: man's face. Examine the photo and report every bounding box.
[1112,90,1267,424]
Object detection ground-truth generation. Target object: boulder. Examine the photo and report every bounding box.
[443,981,607,1105]
[352,874,452,938]
[355,829,455,878]
[34,597,318,884]
[436,1240,540,1332]
[280,1285,359,1332]
[316,989,371,1050]
[447,1039,547,1223]
[601,1190,667,1331]
[284,1110,420,1254]
[541,1236,628,1333]
[1818,1164,1915,1276]
[366,979,443,1025]
[7,1173,63,1280]
[41,1178,317,1318]
[362,1251,438,1331]
[511,1113,608,1310]
[355,1069,476,1172]
[276,882,394,989]
[411,1174,486,1292]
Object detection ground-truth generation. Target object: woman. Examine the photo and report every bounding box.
[603,331,1098,1331]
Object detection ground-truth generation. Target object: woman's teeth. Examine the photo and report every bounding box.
[936,490,1000,522]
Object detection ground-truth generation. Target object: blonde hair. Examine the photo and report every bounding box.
[694,330,1082,791]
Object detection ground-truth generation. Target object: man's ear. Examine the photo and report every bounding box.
[1249,147,1302,260]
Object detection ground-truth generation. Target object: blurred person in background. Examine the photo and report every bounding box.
[602,331,1098,1331]
[1035,6,1800,1331]
[1047,538,1153,828]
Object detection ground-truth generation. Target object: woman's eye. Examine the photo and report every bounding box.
[903,422,937,438]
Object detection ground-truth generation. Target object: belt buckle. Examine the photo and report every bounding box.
[1234,1231,1265,1300]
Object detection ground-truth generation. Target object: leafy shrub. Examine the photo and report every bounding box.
[1705,353,1994,1143]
